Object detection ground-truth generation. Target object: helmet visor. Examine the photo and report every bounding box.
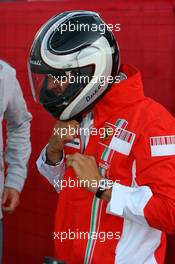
[28,63,94,118]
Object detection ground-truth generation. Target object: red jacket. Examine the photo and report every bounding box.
[54,65,175,264]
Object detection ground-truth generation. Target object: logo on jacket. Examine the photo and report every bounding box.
[100,118,136,156]
[109,128,136,156]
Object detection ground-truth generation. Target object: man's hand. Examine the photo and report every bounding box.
[66,153,101,193]
[2,187,20,214]
[46,120,79,164]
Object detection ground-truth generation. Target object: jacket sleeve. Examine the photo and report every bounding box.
[4,72,32,192]
[36,145,65,192]
[107,113,175,234]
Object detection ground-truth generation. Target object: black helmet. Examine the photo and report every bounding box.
[28,10,120,120]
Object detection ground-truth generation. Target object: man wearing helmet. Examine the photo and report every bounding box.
[29,11,175,264]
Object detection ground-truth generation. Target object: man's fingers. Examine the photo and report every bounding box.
[67,120,79,128]
[1,191,8,205]
[66,159,75,167]
[10,197,19,210]
[66,154,87,168]
[2,188,20,214]
[67,153,96,164]
[53,122,79,139]
[87,155,96,161]
[66,158,81,174]
[67,153,86,160]
[2,198,19,213]
[55,119,79,126]
[2,205,13,213]
[48,119,80,154]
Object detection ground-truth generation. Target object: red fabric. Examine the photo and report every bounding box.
[0,1,175,263]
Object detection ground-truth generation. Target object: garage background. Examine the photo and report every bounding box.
[0,0,175,263]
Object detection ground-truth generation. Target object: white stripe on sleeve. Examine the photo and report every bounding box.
[106,183,153,225]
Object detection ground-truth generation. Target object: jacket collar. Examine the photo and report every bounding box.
[93,64,145,124]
